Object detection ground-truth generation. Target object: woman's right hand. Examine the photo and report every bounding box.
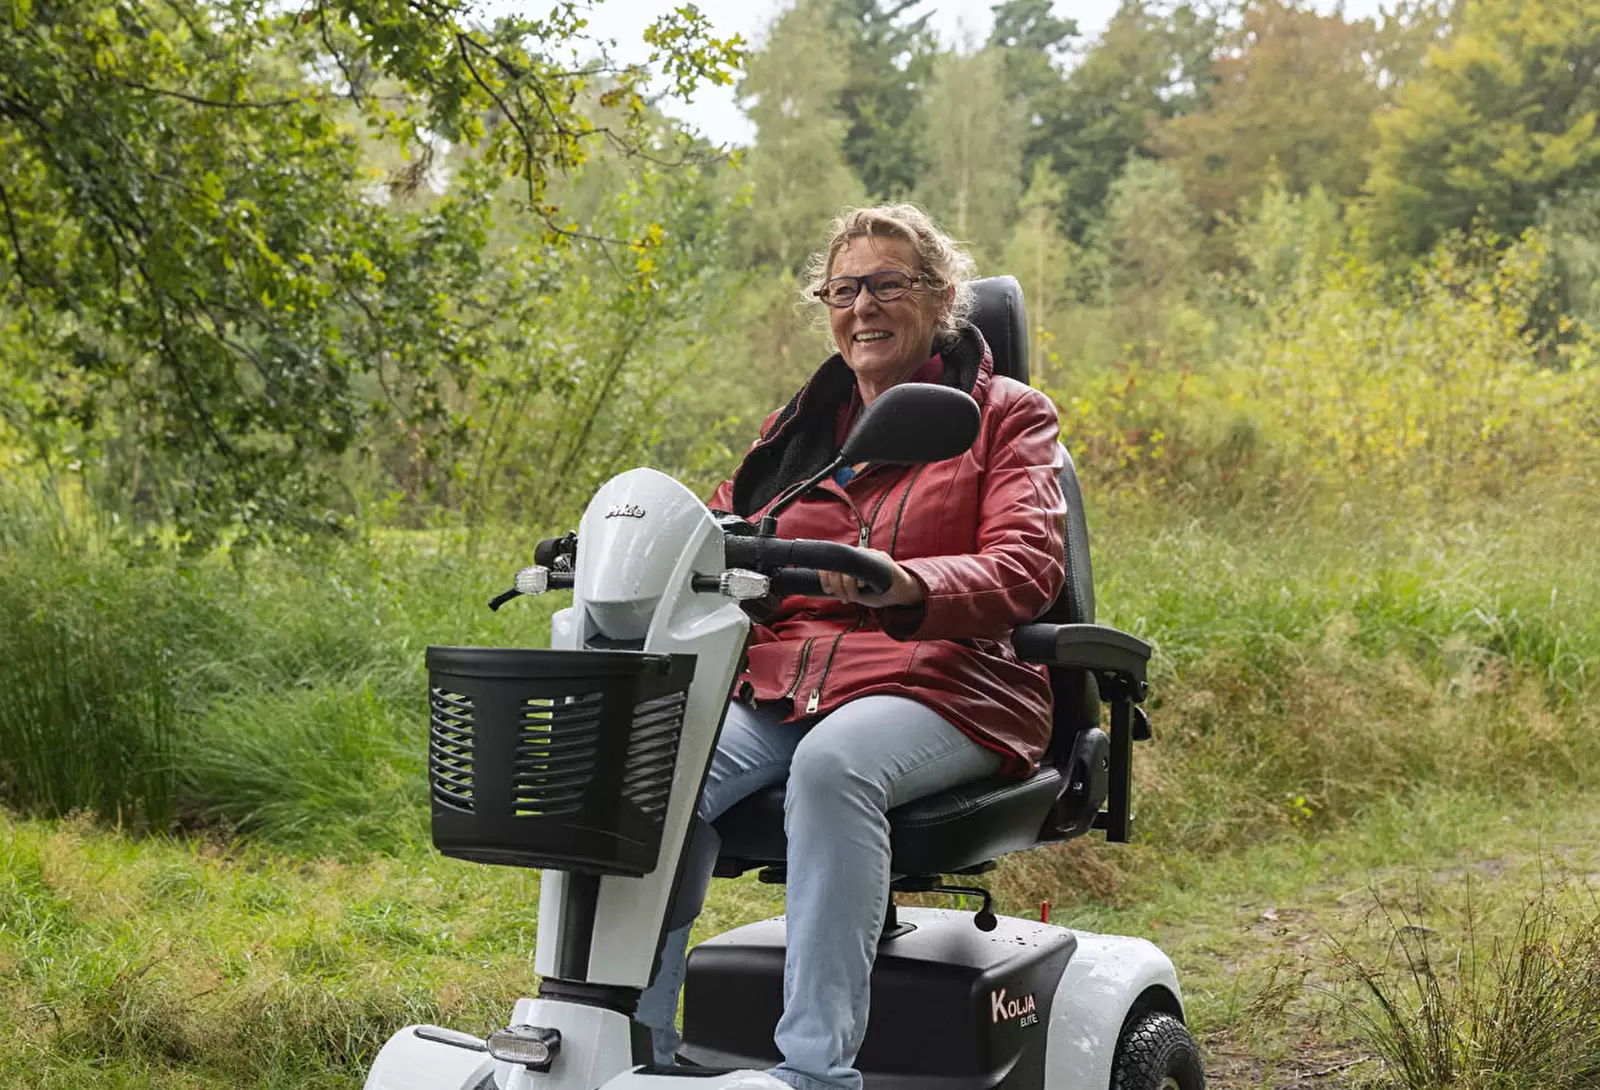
[818,549,925,609]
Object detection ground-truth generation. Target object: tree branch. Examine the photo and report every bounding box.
[0,177,43,290]
[108,75,301,110]
[316,2,366,109]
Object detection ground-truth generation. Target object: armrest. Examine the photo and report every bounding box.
[1011,623,1151,698]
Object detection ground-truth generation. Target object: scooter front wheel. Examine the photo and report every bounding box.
[1111,1010,1205,1090]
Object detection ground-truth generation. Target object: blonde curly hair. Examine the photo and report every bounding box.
[802,203,977,339]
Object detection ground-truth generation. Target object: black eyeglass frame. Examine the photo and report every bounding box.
[812,271,924,308]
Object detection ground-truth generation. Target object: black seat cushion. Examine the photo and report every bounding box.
[713,769,1063,878]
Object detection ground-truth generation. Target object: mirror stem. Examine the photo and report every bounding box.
[759,454,843,536]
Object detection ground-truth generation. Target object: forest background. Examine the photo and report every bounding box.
[2,0,1600,1087]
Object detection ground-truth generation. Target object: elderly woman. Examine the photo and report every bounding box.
[636,204,1068,1090]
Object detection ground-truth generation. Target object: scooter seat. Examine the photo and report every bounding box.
[713,767,1063,878]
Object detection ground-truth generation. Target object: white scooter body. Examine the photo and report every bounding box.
[365,466,1184,1090]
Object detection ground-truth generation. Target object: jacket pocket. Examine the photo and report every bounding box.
[955,636,1019,664]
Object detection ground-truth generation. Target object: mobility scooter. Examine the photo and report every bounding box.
[363,278,1202,1090]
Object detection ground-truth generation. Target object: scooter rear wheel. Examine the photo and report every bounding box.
[1111,1010,1204,1090]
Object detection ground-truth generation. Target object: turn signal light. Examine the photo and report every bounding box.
[486,1024,561,1071]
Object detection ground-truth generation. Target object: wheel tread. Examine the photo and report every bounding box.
[1111,1010,1204,1090]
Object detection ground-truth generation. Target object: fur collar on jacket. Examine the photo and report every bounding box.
[728,321,990,516]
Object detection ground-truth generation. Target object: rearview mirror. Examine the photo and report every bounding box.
[839,383,980,465]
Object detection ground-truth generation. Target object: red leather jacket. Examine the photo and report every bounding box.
[709,323,1067,772]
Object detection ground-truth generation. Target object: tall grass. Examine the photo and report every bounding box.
[1080,476,1600,852]
[0,599,176,827]
[5,470,1594,866]
[1335,885,1600,1090]
[0,490,183,827]
[0,481,557,850]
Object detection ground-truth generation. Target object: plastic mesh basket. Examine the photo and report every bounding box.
[426,646,697,876]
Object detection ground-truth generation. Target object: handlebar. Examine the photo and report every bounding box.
[723,536,896,597]
[768,569,827,596]
[493,529,893,611]
[535,531,576,570]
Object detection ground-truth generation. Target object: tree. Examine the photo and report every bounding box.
[831,0,938,199]
[987,0,1079,174]
[1365,0,1600,257]
[1001,161,1077,380]
[1155,2,1384,221]
[1090,158,1205,322]
[1027,0,1221,240]
[0,0,739,544]
[736,0,865,272]
[915,47,1024,265]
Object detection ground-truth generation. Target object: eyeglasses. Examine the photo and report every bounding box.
[813,270,921,308]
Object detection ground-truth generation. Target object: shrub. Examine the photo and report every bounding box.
[1046,214,1600,507]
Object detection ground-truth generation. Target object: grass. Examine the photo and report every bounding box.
[0,814,542,1089]
[6,782,1600,1087]
[1,470,1597,1087]
[1334,881,1600,1090]
[6,476,1595,854]
[0,487,560,849]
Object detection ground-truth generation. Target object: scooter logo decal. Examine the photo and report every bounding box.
[604,504,646,519]
[991,988,1038,1027]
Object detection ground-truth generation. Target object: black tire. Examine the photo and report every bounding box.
[1111,1010,1204,1090]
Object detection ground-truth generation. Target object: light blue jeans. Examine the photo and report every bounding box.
[634,695,1003,1090]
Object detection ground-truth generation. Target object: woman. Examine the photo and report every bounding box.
[636,204,1068,1090]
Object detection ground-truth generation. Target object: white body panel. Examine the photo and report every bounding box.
[1043,930,1184,1088]
[491,998,636,1090]
[572,468,719,641]
[363,1028,493,1090]
[534,468,749,991]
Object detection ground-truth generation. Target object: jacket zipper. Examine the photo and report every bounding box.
[806,610,866,713]
[861,480,895,549]
[887,466,927,555]
[782,637,816,702]
[781,465,909,714]
[803,475,905,713]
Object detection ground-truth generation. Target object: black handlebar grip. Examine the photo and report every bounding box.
[769,569,825,596]
[535,533,577,568]
[782,541,894,595]
[724,535,896,596]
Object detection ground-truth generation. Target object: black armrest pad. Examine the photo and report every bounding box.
[1011,623,1150,685]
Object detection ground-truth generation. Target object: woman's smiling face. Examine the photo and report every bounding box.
[827,235,943,392]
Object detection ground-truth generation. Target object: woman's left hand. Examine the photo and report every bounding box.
[818,548,925,608]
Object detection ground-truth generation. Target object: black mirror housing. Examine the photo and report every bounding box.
[839,383,980,466]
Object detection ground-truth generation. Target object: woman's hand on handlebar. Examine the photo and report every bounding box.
[818,548,924,608]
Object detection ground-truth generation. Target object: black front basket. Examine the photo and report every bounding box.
[426,646,697,877]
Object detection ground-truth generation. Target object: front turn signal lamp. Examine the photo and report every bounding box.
[486,1024,562,1071]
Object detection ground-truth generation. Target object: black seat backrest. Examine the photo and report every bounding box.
[969,276,1031,386]
[967,276,1101,765]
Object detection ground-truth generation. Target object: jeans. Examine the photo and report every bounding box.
[634,695,1003,1090]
